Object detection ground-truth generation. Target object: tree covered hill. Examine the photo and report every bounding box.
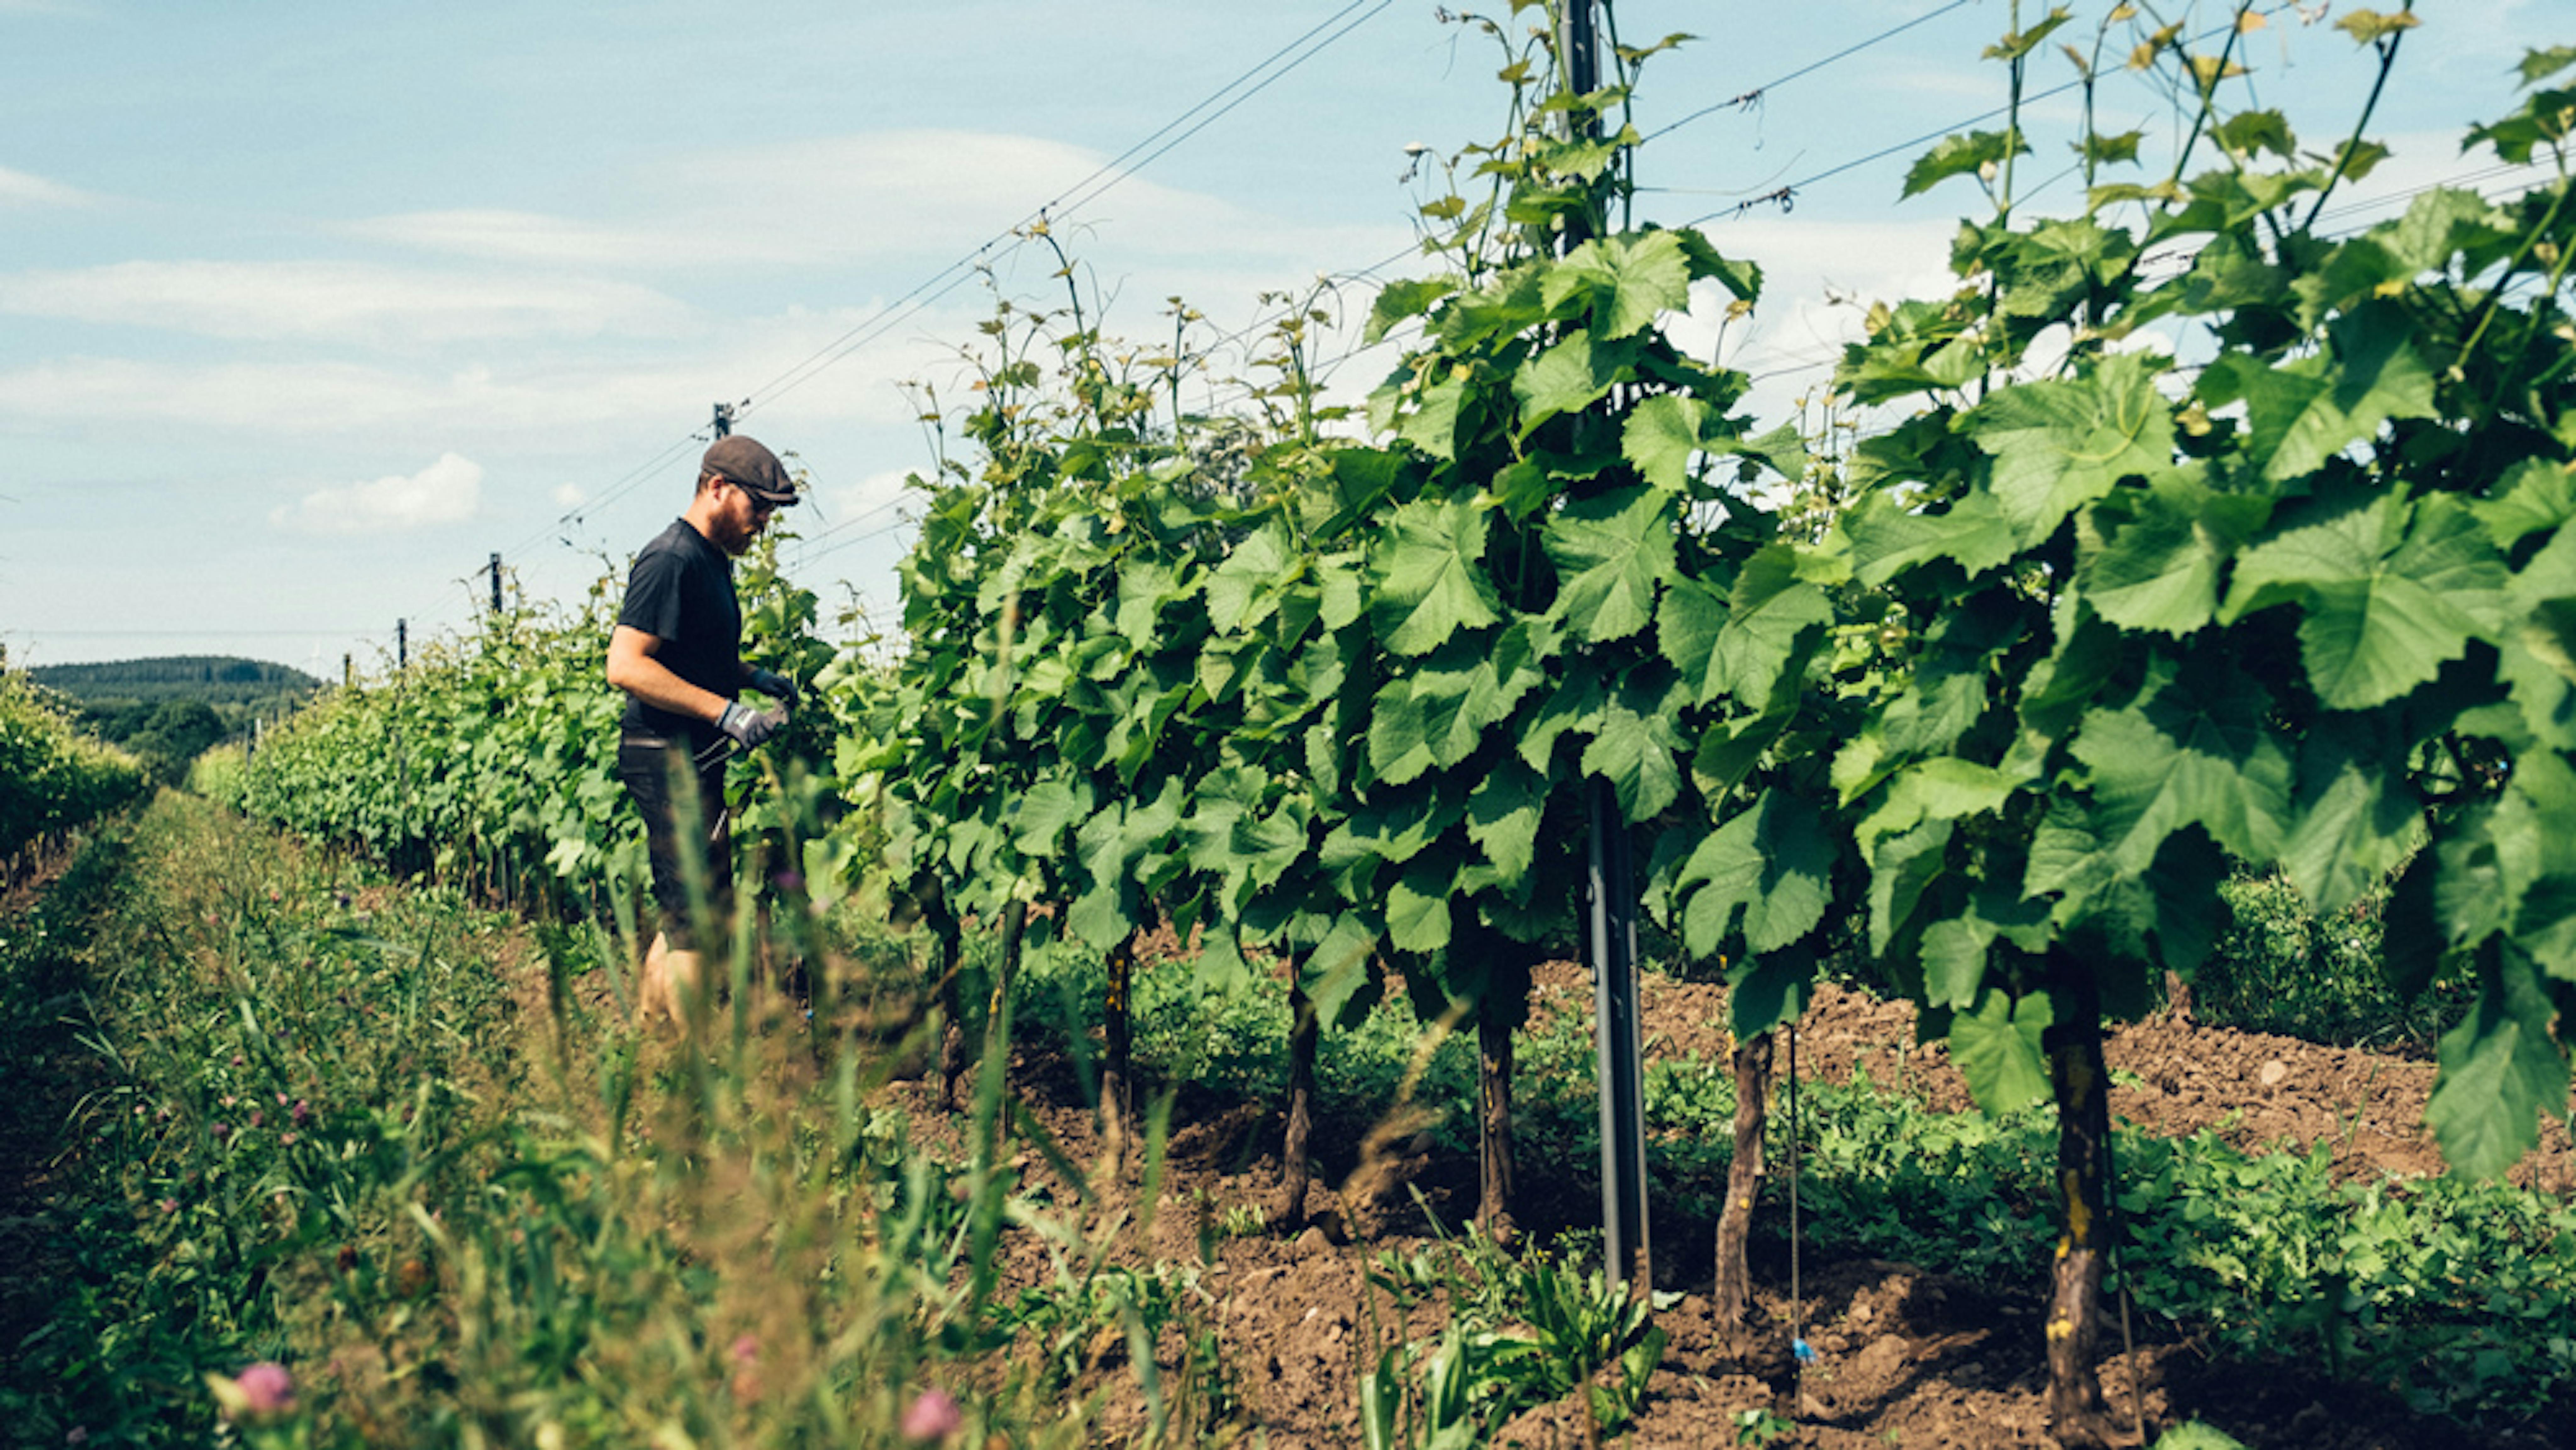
[28,656,320,708]
[26,657,322,785]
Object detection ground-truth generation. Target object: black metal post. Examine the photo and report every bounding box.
[1557,0,1648,1294]
[396,618,407,670]
[488,553,504,616]
[1588,775,1651,1290]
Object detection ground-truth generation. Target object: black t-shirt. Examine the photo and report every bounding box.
[617,517,741,746]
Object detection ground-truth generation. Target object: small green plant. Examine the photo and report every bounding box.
[1733,1405,1795,1446]
[1361,1217,1665,1444]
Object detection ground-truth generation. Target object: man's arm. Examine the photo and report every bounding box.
[606,625,728,725]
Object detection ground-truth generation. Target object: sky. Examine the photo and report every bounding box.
[2,0,2560,676]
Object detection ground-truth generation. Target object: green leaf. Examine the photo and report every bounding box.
[1368,497,1503,656]
[1544,231,1693,339]
[1519,672,1604,771]
[1296,914,1382,1031]
[1983,7,2072,63]
[2065,668,2295,872]
[2281,715,2425,917]
[1727,947,1816,1040]
[2518,46,2576,85]
[1115,558,1187,648]
[2427,944,2570,1179]
[1676,790,1835,957]
[2225,490,2510,710]
[1947,986,2054,1116]
[1857,757,2020,863]
[1544,484,1676,644]
[2079,129,2144,168]
[2196,302,2436,483]
[1580,679,1688,821]
[1396,377,1468,461]
[2213,108,2295,161]
[2472,458,2576,551]
[1366,276,1457,346]
[2074,468,2235,636]
[1711,545,1833,704]
[1012,776,1096,859]
[1466,758,1546,878]
[2333,8,2419,45]
[1963,351,2174,546]
[1846,489,2019,586]
[1386,860,1456,954]
[1672,227,1763,302]
[1622,393,1715,492]
[1194,926,1255,996]
[1513,331,1638,438]
[1657,574,1729,706]
[1900,130,2029,200]
[1207,521,1294,633]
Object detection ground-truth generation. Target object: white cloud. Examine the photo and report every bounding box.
[0,164,103,208]
[273,453,484,535]
[0,260,694,344]
[349,130,1406,276]
[552,481,586,508]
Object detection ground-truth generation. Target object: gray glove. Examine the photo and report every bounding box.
[716,700,787,749]
[748,667,799,708]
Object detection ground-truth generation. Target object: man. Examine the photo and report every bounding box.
[606,434,801,1027]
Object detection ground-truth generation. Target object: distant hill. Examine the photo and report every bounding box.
[30,656,323,708]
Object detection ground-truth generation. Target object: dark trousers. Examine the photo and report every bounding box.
[617,734,732,952]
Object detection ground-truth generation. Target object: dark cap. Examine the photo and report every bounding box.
[701,435,799,506]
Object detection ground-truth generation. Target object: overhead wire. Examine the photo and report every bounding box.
[1639,0,1981,147]
[1671,2,2316,227]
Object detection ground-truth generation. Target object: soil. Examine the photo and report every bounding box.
[889,958,2575,1450]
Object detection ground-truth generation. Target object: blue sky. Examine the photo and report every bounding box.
[2,1,2557,674]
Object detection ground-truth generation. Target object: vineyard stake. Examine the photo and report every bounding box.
[1557,0,1652,1296]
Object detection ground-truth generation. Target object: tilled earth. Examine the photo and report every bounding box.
[893,961,2575,1450]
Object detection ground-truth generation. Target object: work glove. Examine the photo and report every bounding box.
[716,700,788,749]
[748,667,799,709]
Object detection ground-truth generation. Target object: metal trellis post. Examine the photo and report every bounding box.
[1559,0,1651,1296]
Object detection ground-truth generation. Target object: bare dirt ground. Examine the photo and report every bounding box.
[883,959,2574,1450]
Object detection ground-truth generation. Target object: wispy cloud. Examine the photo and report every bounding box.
[0,164,105,208]
[273,453,485,534]
[349,130,1406,275]
[0,260,693,344]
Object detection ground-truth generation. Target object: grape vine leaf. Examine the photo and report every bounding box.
[1543,231,1693,339]
[2224,490,2509,710]
[1544,483,1676,644]
[1962,351,2174,546]
[1387,858,1455,954]
[1675,789,1834,957]
[1900,129,2030,200]
[1513,331,1640,438]
[2060,671,2294,875]
[1580,678,1688,820]
[1207,522,1295,633]
[2074,468,2252,636]
[2426,945,2571,1179]
[1846,489,2020,586]
[1947,985,2054,1115]
[2196,302,2436,483]
[1466,757,1547,879]
[1623,393,1716,492]
[2281,716,2425,917]
[1368,498,1504,656]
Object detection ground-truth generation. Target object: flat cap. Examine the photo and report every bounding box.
[702,435,798,506]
